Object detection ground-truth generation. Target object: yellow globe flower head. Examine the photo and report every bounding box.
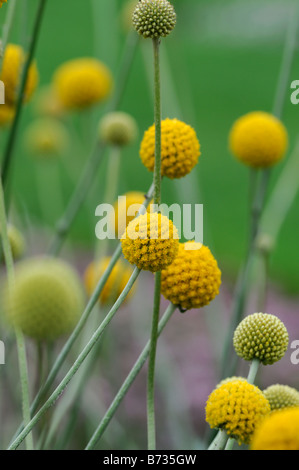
[229,111,288,168]
[121,212,179,272]
[4,257,84,341]
[0,0,7,8]
[53,58,113,111]
[140,118,200,179]
[132,0,176,39]
[84,257,135,305]
[206,379,271,445]
[161,241,221,311]
[233,313,289,365]
[33,85,65,119]
[263,384,299,412]
[0,103,15,127]
[251,407,299,450]
[25,118,69,158]
[217,376,247,388]
[99,112,138,147]
[0,44,39,105]
[113,191,148,238]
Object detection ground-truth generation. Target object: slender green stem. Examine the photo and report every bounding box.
[147,37,162,451]
[1,0,48,192]
[247,359,260,385]
[225,438,235,451]
[49,32,139,256]
[85,303,177,450]
[208,429,229,451]
[0,0,17,72]
[8,267,141,450]
[0,179,33,450]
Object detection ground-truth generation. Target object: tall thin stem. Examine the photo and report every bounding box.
[0,0,18,71]
[85,303,177,450]
[147,37,162,451]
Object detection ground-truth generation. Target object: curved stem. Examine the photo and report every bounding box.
[85,303,177,450]
[8,267,141,450]
[247,359,260,385]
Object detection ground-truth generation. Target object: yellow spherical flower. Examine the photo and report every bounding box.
[140,118,200,179]
[206,379,271,445]
[4,257,84,341]
[113,191,147,238]
[217,376,247,388]
[25,118,69,158]
[53,58,113,111]
[229,111,288,168]
[233,313,289,365]
[161,241,221,311]
[0,44,39,105]
[263,385,299,412]
[121,212,179,272]
[84,257,135,305]
[251,407,299,450]
[33,85,64,118]
[0,0,7,8]
[0,103,15,127]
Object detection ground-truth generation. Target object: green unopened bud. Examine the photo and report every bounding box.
[263,384,299,411]
[99,112,138,147]
[132,0,176,39]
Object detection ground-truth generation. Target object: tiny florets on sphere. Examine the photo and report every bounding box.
[233,313,289,365]
[140,118,200,179]
[4,257,84,341]
[206,379,271,445]
[229,111,288,168]
[251,407,299,450]
[263,384,299,412]
[161,241,221,310]
[84,257,135,305]
[132,0,176,39]
[99,112,138,147]
[53,58,113,111]
[121,212,179,272]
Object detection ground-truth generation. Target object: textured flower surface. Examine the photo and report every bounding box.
[140,118,200,179]
[229,111,288,168]
[84,257,135,305]
[251,407,299,450]
[25,118,69,157]
[4,257,84,341]
[132,0,176,39]
[0,44,38,104]
[206,379,271,445]
[161,241,221,310]
[233,313,289,365]
[114,191,147,238]
[121,212,179,272]
[53,58,112,110]
[99,112,138,147]
[263,384,299,412]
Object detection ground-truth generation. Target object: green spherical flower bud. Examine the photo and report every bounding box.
[132,0,176,39]
[4,257,84,341]
[233,313,289,365]
[99,112,138,147]
[263,384,299,411]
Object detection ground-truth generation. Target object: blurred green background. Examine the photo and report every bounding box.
[3,0,299,292]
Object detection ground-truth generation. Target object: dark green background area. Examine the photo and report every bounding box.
[2,0,299,292]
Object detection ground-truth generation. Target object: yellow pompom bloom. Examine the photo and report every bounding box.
[25,118,69,158]
[53,58,113,111]
[0,103,15,127]
[161,241,221,311]
[84,257,135,305]
[140,118,200,179]
[229,111,288,168]
[251,407,299,450]
[206,379,271,445]
[4,257,84,341]
[0,44,39,105]
[217,376,247,388]
[121,212,179,272]
[113,191,147,238]
[0,0,8,8]
[233,313,289,365]
[263,385,299,412]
